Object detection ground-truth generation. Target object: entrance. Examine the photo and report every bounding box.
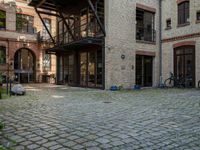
[136,55,153,87]
[79,50,103,88]
[14,48,36,83]
[174,46,195,87]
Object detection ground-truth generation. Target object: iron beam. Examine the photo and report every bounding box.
[35,7,56,45]
[87,0,106,36]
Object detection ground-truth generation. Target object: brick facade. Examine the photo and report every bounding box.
[0,0,56,83]
[104,0,160,89]
[162,0,200,87]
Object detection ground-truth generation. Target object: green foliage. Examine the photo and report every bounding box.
[0,73,3,84]
[0,11,6,19]
[0,121,4,130]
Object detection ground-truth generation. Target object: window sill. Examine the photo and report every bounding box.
[136,40,156,45]
[177,22,190,28]
[165,27,172,30]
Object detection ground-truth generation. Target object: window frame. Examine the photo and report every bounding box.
[166,18,172,29]
[178,1,190,25]
[136,8,156,43]
[43,52,51,71]
[42,18,51,40]
[16,13,34,34]
[0,46,6,64]
[196,11,200,21]
[0,10,6,30]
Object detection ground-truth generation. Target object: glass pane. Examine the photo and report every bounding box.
[88,51,96,87]
[80,52,87,86]
[176,55,184,78]
[63,56,69,84]
[97,50,102,87]
[185,54,193,87]
[68,55,74,84]
[136,55,143,86]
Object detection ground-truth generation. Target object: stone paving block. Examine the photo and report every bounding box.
[63,141,77,147]
[0,84,200,149]
[42,141,58,148]
[27,144,40,150]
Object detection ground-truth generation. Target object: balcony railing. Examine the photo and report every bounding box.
[136,27,156,43]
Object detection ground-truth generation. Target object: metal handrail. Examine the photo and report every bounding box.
[136,26,156,42]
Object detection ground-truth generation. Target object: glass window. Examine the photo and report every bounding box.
[178,2,189,25]
[42,18,51,40]
[0,10,6,30]
[166,19,171,28]
[0,46,6,64]
[16,14,34,34]
[136,8,155,42]
[197,11,200,21]
[43,53,51,71]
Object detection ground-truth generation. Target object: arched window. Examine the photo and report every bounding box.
[178,1,189,25]
[0,10,6,30]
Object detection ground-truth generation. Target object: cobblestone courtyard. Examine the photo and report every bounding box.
[0,84,200,150]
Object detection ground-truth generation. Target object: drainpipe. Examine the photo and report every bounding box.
[159,0,163,86]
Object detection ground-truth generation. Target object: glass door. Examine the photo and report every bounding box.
[174,46,195,87]
[80,52,87,86]
[88,51,96,87]
[136,55,153,87]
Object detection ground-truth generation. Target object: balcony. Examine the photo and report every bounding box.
[29,0,105,52]
[136,26,156,43]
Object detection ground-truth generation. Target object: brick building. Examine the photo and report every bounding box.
[27,0,200,89]
[0,0,56,83]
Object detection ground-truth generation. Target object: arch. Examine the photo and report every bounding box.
[14,48,36,83]
[173,45,195,87]
[177,0,189,5]
[173,41,195,49]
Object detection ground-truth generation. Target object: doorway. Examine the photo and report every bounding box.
[136,55,153,87]
[174,46,195,87]
[79,50,103,88]
[14,48,36,83]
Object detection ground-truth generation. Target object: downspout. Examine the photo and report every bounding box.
[159,0,163,86]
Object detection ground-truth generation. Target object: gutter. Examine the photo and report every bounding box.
[159,0,163,86]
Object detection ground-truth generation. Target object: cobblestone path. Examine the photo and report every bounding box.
[0,84,200,150]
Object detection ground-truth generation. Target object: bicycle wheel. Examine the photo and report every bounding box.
[164,78,174,88]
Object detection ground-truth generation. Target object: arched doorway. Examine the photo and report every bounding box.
[174,46,195,87]
[14,48,36,83]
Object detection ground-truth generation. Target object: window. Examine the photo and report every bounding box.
[43,53,51,71]
[16,14,34,34]
[42,18,51,40]
[178,2,189,25]
[0,10,6,30]
[0,46,6,64]
[197,11,200,21]
[136,8,155,42]
[166,19,171,29]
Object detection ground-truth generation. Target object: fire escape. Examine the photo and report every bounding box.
[29,0,105,53]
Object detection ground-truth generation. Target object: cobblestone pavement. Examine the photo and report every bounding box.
[0,84,200,150]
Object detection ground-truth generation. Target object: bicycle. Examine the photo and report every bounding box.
[164,72,186,88]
